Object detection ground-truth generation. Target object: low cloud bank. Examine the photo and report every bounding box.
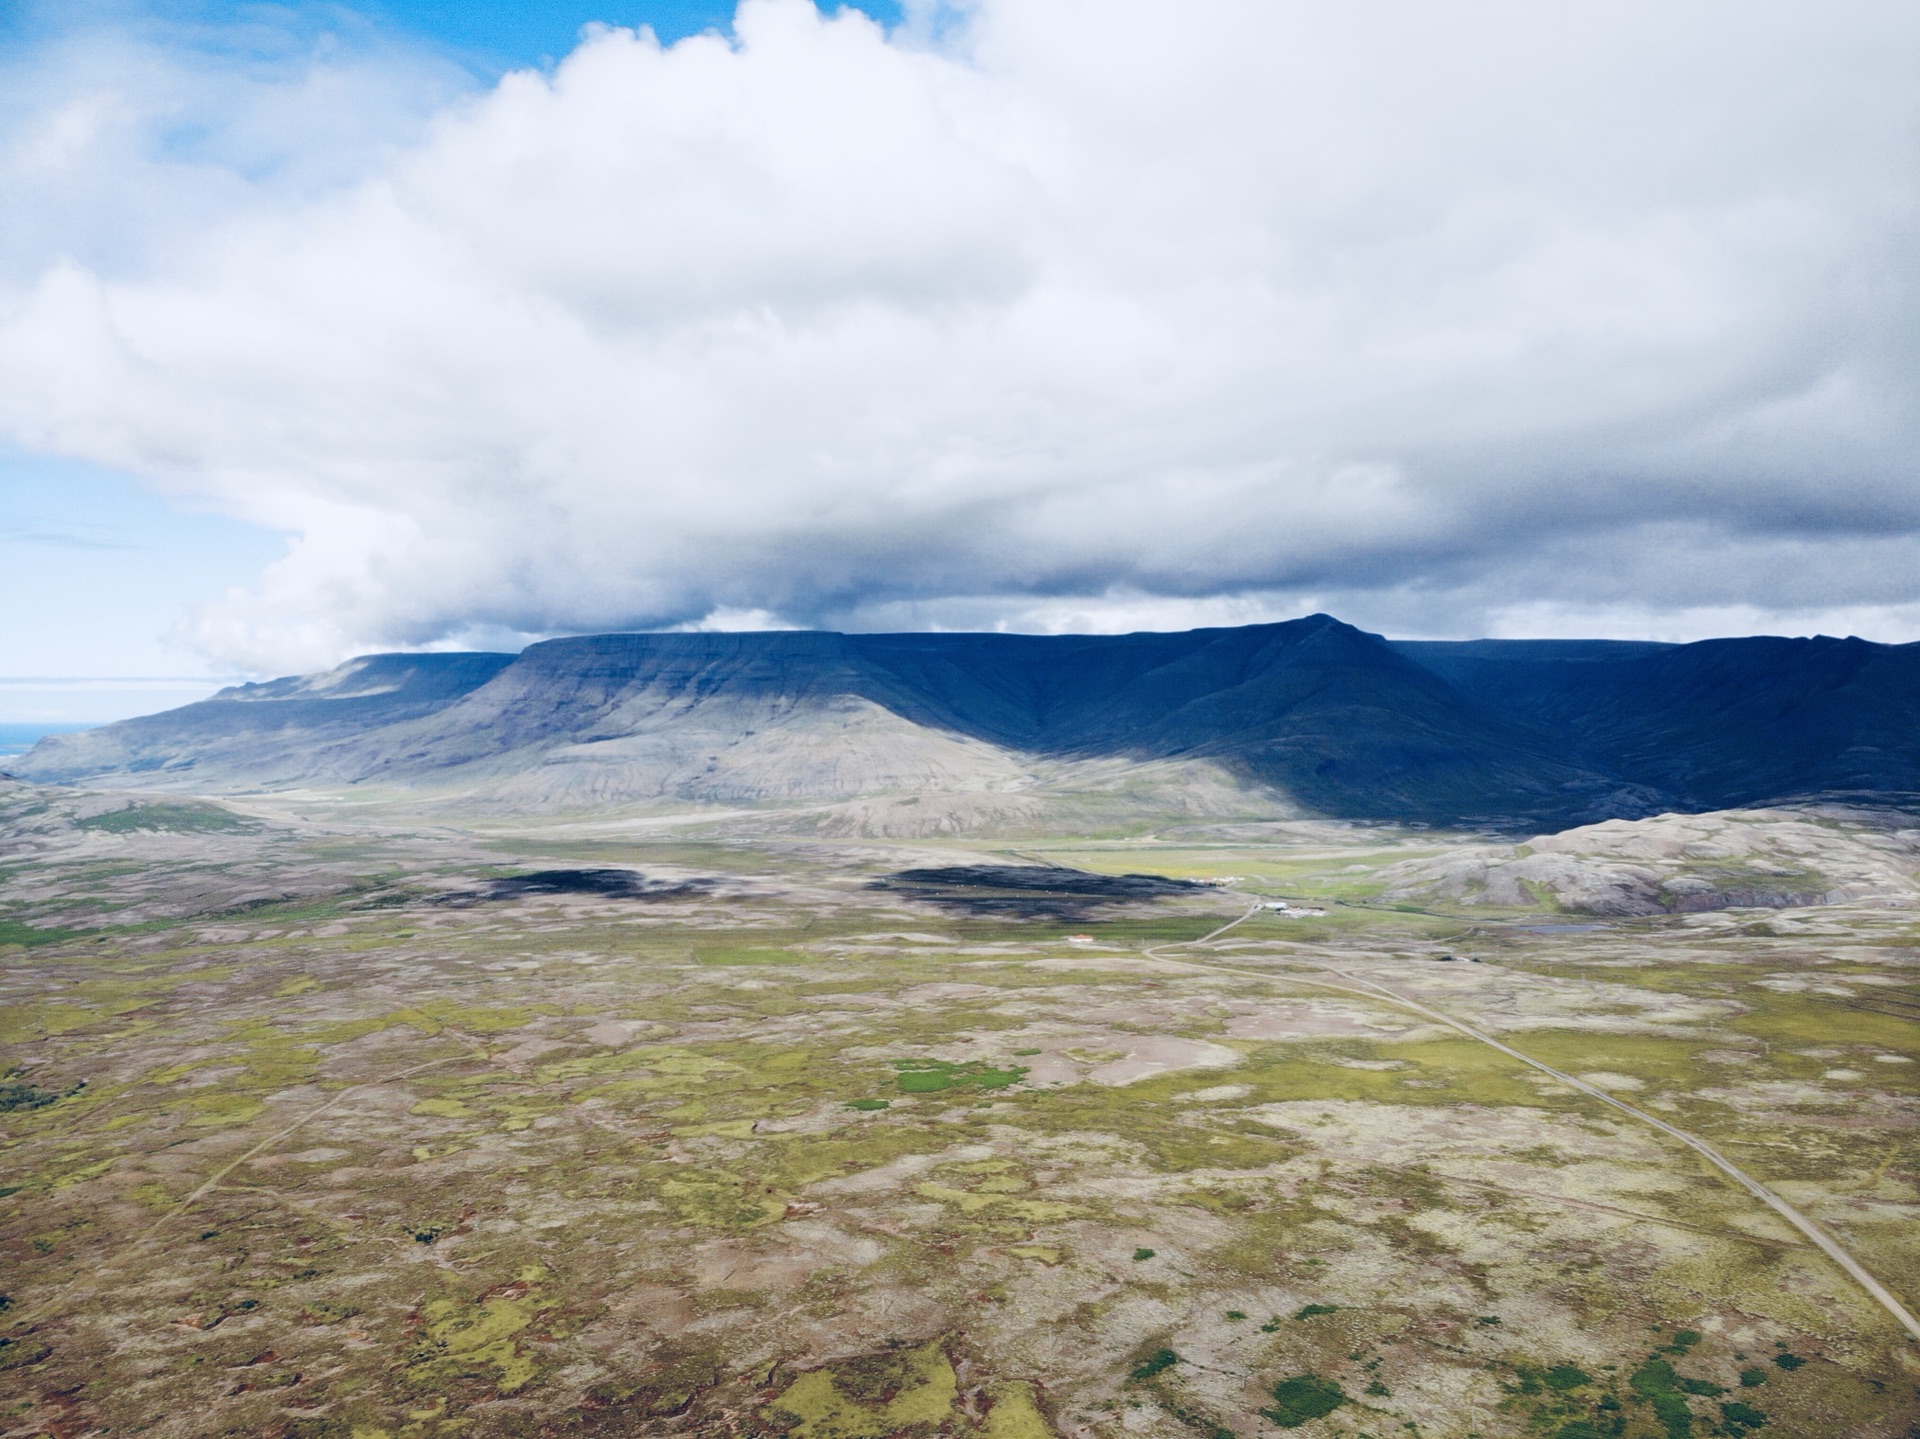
[1,0,1916,669]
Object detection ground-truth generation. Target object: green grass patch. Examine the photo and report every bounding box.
[891,1058,1028,1094]
[76,802,253,834]
[695,944,808,966]
[1733,991,1917,1054]
[0,919,78,950]
[1501,1029,1716,1095]
[1236,1034,1563,1112]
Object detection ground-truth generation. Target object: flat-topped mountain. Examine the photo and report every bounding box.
[15,615,1920,827]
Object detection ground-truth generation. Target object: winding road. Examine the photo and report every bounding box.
[1145,903,1920,1346]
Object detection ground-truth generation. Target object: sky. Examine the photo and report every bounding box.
[1,0,1917,720]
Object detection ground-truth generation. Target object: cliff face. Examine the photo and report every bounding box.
[16,617,1920,826]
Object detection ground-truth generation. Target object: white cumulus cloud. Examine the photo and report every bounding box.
[1,0,1917,670]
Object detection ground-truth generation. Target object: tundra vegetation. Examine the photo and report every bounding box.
[0,780,1917,1437]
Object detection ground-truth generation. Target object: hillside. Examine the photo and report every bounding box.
[1393,635,1920,809]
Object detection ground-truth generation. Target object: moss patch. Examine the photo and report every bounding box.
[765,1341,958,1438]
[408,1291,539,1395]
[980,1382,1055,1439]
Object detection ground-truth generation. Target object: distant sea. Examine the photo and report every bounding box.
[0,723,93,760]
[0,678,237,751]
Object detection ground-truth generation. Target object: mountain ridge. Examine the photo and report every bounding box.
[15,616,1920,827]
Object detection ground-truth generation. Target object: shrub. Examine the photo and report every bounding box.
[0,1071,81,1112]
[1261,1375,1348,1428]
[1130,1349,1179,1381]
[1629,1358,1695,1439]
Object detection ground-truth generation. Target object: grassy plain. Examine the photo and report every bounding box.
[1,783,1917,1438]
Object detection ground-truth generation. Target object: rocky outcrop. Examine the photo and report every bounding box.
[1376,809,1920,914]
